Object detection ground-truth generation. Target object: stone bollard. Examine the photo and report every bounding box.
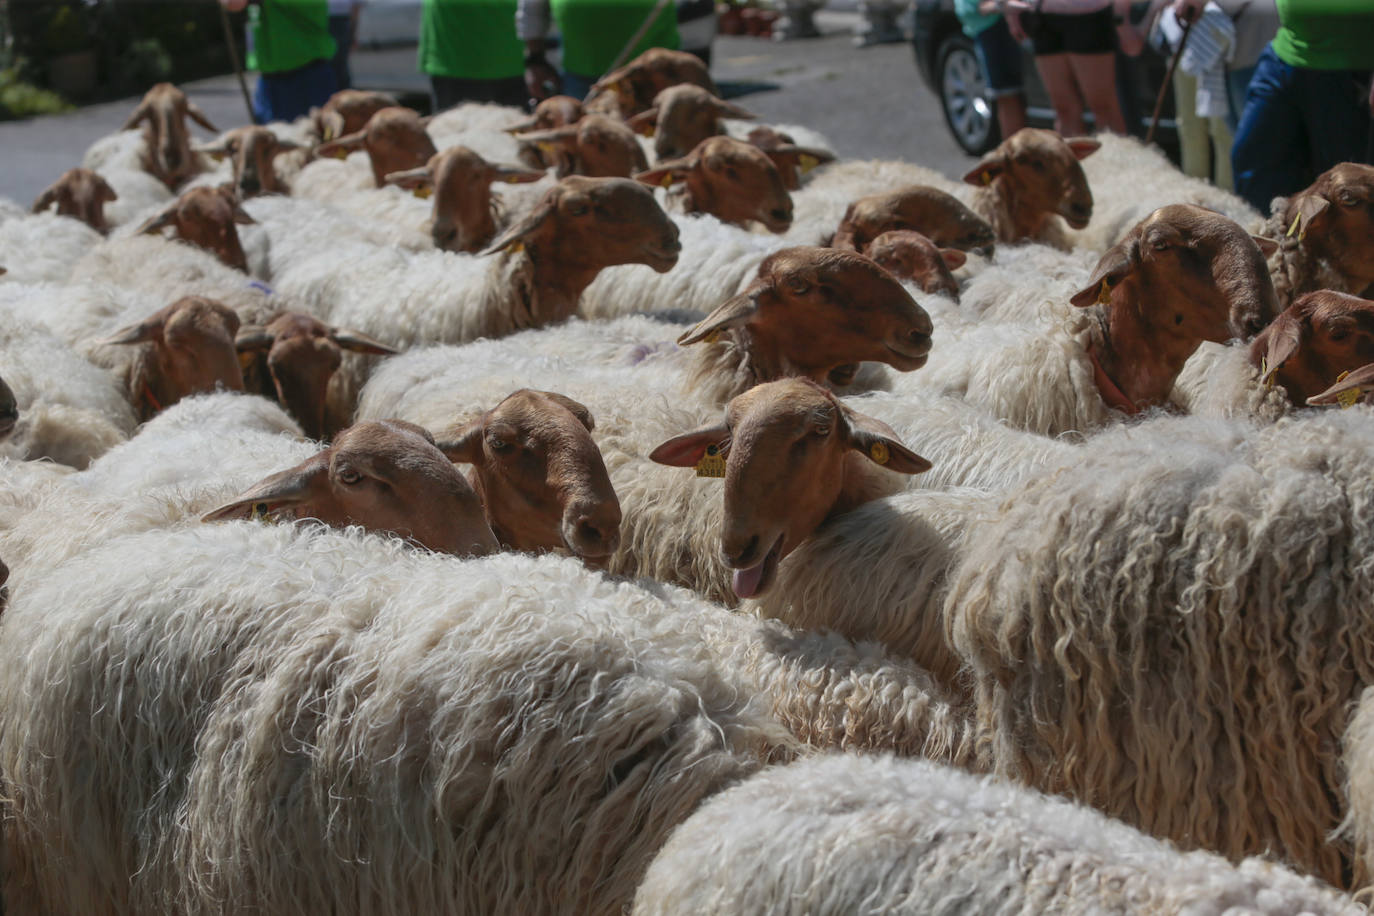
[771,0,824,39]
[855,0,909,46]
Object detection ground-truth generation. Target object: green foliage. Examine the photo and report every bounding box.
[0,66,75,119]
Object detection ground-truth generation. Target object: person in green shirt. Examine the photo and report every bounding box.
[517,0,682,100]
[420,0,528,111]
[223,0,338,124]
[1231,0,1374,211]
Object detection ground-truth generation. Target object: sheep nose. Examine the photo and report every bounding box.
[572,515,620,557]
[1068,201,1092,220]
[0,407,18,440]
[724,534,760,569]
[907,327,933,351]
[770,208,791,224]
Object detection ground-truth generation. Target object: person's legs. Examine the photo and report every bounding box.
[1225,65,1255,132]
[1035,53,1086,135]
[328,14,353,90]
[561,72,596,100]
[1173,69,1209,178]
[432,76,533,112]
[1300,67,1372,177]
[1208,115,1234,190]
[974,19,1027,138]
[254,60,337,124]
[1067,52,1127,134]
[1232,45,1307,212]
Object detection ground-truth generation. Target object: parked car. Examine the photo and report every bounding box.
[911,0,1179,160]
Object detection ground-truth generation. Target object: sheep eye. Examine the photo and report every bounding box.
[566,201,589,216]
[726,167,740,181]
[814,424,831,437]
[1152,239,1169,251]
[785,279,810,295]
[338,468,362,485]
[1339,191,1359,207]
[488,436,511,452]
[1328,327,1350,341]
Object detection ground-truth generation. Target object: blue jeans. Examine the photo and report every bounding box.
[1231,44,1372,212]
[253,57,337,124]
[1225,65,1254,132]
[561,71,596,100]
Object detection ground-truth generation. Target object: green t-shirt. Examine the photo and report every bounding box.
[419,0,525,80]
[954,0,1000,39]
[549,0,681,79]
[246,0,336,75]
[1272,0,1374,71]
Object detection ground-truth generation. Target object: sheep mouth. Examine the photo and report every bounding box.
[884,342,930,370]
[0,414,17,440]
[1061,208,1092,230]
[640,244,681,272]
[731,533,783,600]
[760,212,793,234]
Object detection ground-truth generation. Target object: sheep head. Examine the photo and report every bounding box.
[135,185,255,272]
[101,296,244,419]
[435,390,621,560]
[312,89,398,142]
[585,47,717,118]
[1278,162,1374,290]
[204,420,499,556]
[651,378,929,599]
[745,126,835,191]
[505,95,584,134]
[626,84,756,161]
[833,185,996,253]
[386,146,544,253]
[0,373,18,441]
[1251,290,1374,407]
[516,114,648,179]
[863,230,965,300]
[1070,204,1279,409]
[1307,361,1374,407]
[634,136,792,233]
[32,168,118,233]
[237,313,397,441]
[679,246,933,381]
[121,82,218,189]
[195,126,300,198]
[316,106,437,187]
[963,127,1098,237]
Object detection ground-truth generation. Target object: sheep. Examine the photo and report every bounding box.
[634,754,1363,915]
[310,88,399,142]
[1251,290,1374,408]
[30,168,118,233]
[863,229,965,299]
[893,204,1279,437]
[316,106,438,187]
[960,127,1098,250]
[1258,162,1374,310]
[0,208,104,283]
[635,136,795,233]
[235,312,397,439]
[238,192,415,274]
[1309,362,1374,407]
[129,184,258,273]
[626,84,756,161]
[504,94,583,134]
[194,126,303,198]
[742,125,835,191]
[515,113,650,178]
[382,145,545,252]
[115,81,219,188]
[944,405,1374,889]
[1166,339,1291,422]
[831,183,997,253]
[584,46,718,118]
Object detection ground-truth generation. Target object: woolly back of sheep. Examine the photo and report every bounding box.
[633,754,1364,915]
[945,409,1374,887]
[0,527,786,915]
[1342,686,1374,889]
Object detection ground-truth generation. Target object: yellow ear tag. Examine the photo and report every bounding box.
[238,350,257,372]
[869,441,890,465]
[502,175,527,184]
[412,186,433,200]
[322,126,336,142]
[703,330,721,344]
[250,502,272,522]
[660,173,675,189]
[694,443,727,478]
[510,241,524,253]
[329,147,348,160]
[1286,213,1306,241]
[1260,356,1275,390]
[981,170,992,186]
[537,141,557,154]
[1097,278,1111,305]
[1336,369,1362,409]
[799,153,820,173]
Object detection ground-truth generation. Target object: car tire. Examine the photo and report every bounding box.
[936,34,998,156]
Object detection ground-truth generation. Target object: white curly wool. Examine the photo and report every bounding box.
[97,167,175,229]
[1341,687,1374,890]
[779,158,961,247]
[0,523,976,916]
[1168,340,1290,421]
[426,100,527,162]
[0,211,104,284]
[239,194,416,277]
[633,754,1363,916]
[945,406,1374,889]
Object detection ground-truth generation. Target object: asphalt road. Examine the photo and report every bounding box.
[0,12,976,205]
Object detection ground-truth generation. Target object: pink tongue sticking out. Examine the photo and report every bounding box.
[732,560,767,600]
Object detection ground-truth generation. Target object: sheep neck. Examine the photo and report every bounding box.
[1095,297,1195,409]
[521,242,600,326]
[985,176,1053,245]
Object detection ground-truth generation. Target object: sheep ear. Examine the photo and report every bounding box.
[635,159,692,189]
[100,316,164,346]
[1070,239,1137,308]
[202,456,328,522]
[963,155,1005,187]
[504,115,540,135]
[769,145,834,174]
[535,390,595,432]
[135,205,176,235]
[31,187,57,214]
[233,204,256,225]
[710,98,756,120]
[841,408,931,475]
[185,102,220,133]
[1251,235,1280,258]
[434,419,483,465]
[479,193,556,256]
[649,425,730,468]
[1307,362,1374,406]
[194,136,235,160]
[328,327,398,355]
[1259,312,1305,384]
[494,164,545,184]
[235,326,275,353]
[516,126,578,154]
[1066,137,1101,160]
[98,178,119,203]
[317,110,345,142]
[384,165,433,190]
[939,247,967,270]
[271,138,303,155]
[121,101,149,131]
[678,291,758,346]
[1289,194,1330,241]
[626,109,659,137]
[316,130,366,160]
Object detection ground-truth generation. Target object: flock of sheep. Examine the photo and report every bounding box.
[1,45,1374,913]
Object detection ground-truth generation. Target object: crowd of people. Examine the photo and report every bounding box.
[954,0,1374,212]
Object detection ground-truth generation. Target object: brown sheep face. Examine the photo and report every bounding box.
[744,127,836,192]
[963,127,1098,234]
[518,115,648,179]
[833,185,996,253]
[32,168,118,233]
[313,89,398,141]
[122,82,219,189]
[317,107,437,187]
[678,246,934,378]
[385,146,544,253]
[1281,162,1374,290]
[863,230,965,300]
[437,390,621,560]
[650,379,929,599]
[197,126,300,198]
[204,420,499,557]
[1252,290,1374,407]
[636,136,793,233]
[626,84,756,162]
[586,48,717,118]
[136,185,255,272]
[0,374,18,440]
[506,95,584,134]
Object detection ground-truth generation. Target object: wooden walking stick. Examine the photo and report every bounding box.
[1147,10,1194,146]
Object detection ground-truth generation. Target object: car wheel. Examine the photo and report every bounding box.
[936,35,998,156]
